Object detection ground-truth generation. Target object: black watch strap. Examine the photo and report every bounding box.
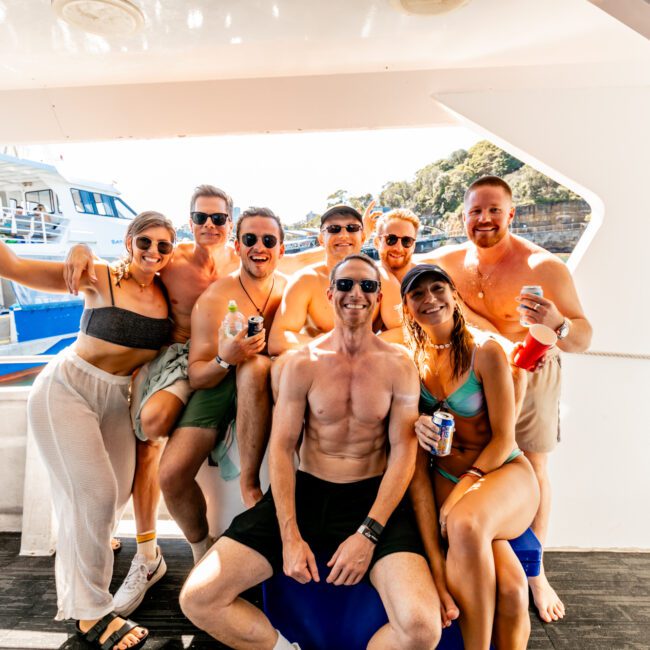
[362,516,384,538]
[215,355,232,370]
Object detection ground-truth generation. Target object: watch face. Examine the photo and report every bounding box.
[557,320,569,339]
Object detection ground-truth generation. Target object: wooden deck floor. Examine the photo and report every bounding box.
[1,533,648,649]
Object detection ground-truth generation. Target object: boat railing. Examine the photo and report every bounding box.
[0,207,70,244]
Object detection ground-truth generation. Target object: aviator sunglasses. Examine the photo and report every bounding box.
[333,278,380,293]
[134,236,174,255]
[241,233,279,248]
[381,234,415,248]
[191,211,230,226]
[321,223,363,234]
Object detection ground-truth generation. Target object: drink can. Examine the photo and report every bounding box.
[247,315,264,337]
[520,285,543,327]
[432,411,454,457]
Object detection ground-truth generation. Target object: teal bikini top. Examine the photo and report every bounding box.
[419,346,485,418]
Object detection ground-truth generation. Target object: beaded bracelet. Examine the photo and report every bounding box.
[469,465,485,477]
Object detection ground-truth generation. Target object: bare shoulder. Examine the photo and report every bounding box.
[280,346,317,387]
[198,275,237,305]
[475,334,509,372]
[172,242,194,262]
[286,262,322,288]
[376,338,419,382]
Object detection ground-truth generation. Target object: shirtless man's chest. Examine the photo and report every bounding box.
[161,246,239,342]
[307,272,336,333]
[443,247,545,341]
[307,353,392,432]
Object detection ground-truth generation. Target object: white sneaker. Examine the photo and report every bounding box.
[113,546,167,617]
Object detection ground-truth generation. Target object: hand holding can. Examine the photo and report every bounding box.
[431,411,455,457]
[519,285,543,327]
[247,315,264,338]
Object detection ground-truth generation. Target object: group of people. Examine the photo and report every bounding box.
[0,175,591,650]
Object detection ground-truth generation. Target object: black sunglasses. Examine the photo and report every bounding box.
[333,278,380,293]
[191,211,230,226]
[382,234,415,248]
[135,236,174,255]
[241,233,279,248]
[322,223,363,234]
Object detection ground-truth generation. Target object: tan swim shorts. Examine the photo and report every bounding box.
[515,350,561,453]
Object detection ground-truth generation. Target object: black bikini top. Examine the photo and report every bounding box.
[79,266,172,351]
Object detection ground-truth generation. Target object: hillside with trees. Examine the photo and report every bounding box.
[294,141,588,245]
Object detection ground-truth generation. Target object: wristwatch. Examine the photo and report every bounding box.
[555,318,571,340]
[215,355,233,370]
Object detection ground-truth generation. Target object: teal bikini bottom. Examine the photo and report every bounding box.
[434,449,523,484]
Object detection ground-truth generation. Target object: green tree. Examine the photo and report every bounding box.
[508,165,581,204]
[463,141,524,178]
[326,189,349,207]
[379,180,414,209]
[349,193,374,214]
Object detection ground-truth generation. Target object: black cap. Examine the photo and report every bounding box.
[400,264,455,298]
[320,204,363,227]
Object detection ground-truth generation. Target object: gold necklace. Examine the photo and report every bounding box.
[475,251,508,299]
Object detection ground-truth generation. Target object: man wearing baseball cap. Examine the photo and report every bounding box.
[268,204,369,355]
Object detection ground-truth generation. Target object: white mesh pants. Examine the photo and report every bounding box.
[27,348,136,621]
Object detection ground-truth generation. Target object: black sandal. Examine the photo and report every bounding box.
[76,612,149,650]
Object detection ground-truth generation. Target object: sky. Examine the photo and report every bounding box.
[26,126,480,226]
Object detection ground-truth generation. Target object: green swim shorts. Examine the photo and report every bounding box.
[176,370,236,431]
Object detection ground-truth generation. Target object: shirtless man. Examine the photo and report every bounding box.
[159,207,287,561]
[267,205,367,355]
[373,208,421,341]
[179,253,442,650]
[427,175,592,623]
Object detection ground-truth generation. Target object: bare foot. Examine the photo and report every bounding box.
[79,615,148,649]
[529,573,565,622]
[111,537,122,552]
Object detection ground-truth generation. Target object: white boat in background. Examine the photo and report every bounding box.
[0,153,136,380]
[0,0,647,559]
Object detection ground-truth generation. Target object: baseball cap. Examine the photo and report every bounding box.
[320,204,363,227]
[400,264,455,298]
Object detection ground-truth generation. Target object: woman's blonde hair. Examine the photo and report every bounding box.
[113,211,176,285]
[402,285,474,379]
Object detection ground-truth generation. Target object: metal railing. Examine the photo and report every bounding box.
[0,207,69,243]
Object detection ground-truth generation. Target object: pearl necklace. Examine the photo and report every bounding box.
[430,341,452,350]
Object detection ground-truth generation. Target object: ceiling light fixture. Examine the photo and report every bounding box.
[51,0,145,36]
[391,0,471,15]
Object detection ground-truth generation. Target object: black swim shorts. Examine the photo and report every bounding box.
[222,470,425,576]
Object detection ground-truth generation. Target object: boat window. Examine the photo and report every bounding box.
[71,189,95,214]
[93,192,113,216]
[114,197,137,219]
[24,190,54,213]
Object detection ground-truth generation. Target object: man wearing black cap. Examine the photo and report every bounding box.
[268,204,370,355]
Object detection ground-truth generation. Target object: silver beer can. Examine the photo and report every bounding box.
[520,285,543,327]
[432,411,454,457]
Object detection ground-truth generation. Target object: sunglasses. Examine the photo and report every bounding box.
[191,211,230,226]
[134,236,174,255]
[333,278,380,293]
[241,233,279,248]
[322,223,363,234]
[382,234,415,248]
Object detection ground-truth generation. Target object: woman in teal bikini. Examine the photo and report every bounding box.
[402,264,540,650]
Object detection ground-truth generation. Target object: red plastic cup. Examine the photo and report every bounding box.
[513,324,557,370]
